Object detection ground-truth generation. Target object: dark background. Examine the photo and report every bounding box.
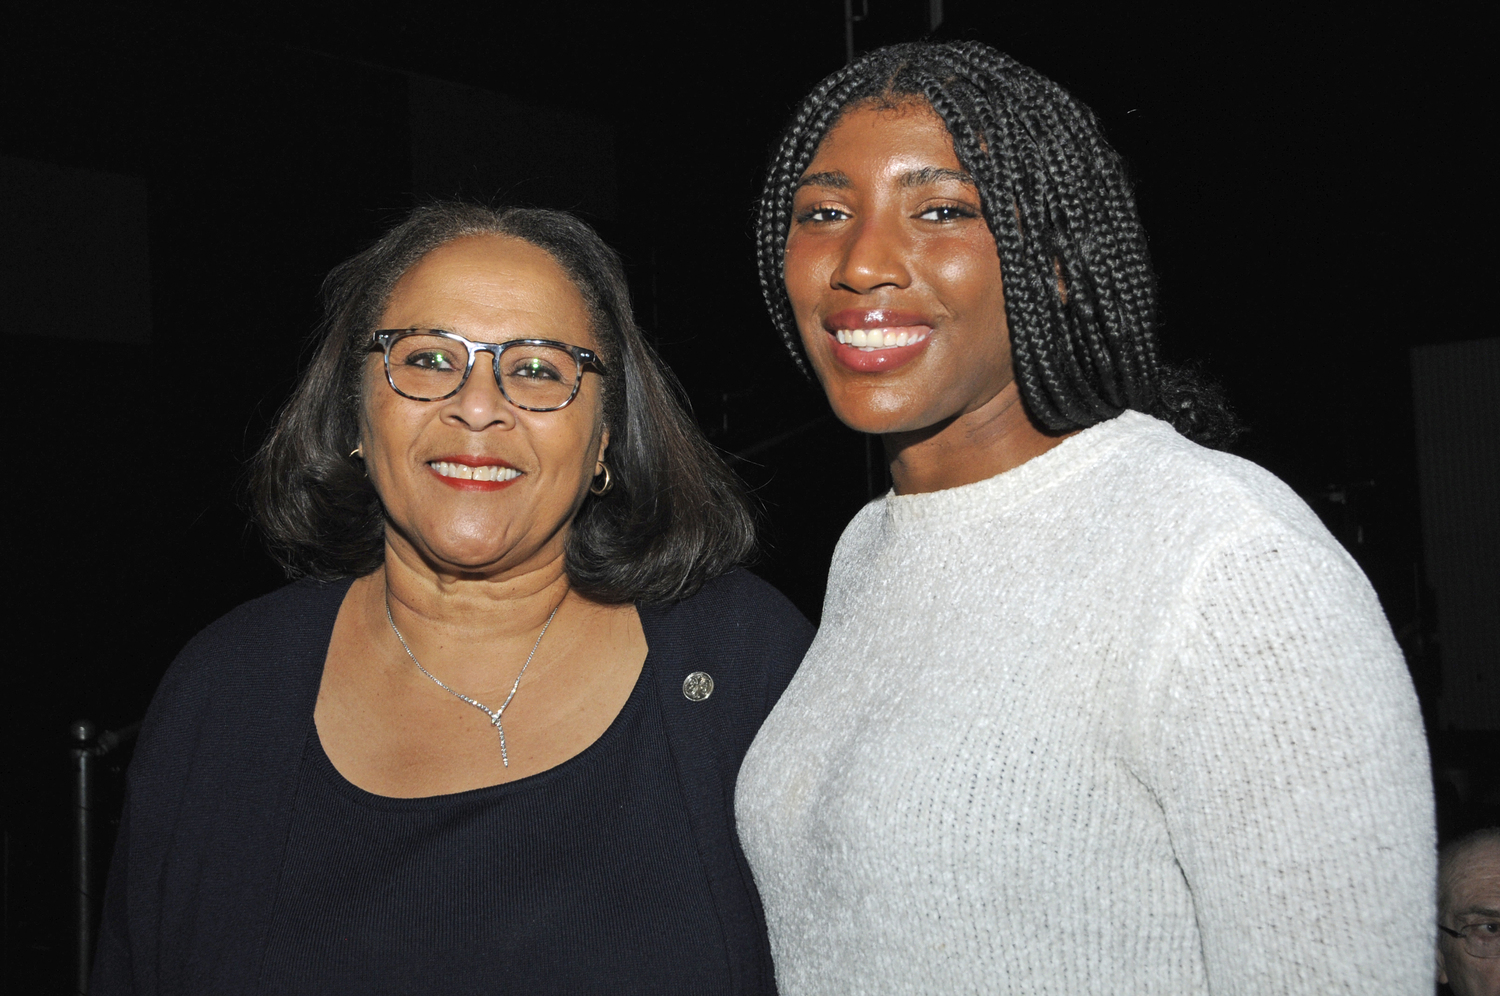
[3,2,1493,990]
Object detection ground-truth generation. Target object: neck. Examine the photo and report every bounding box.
[366,541,573,691]
[885,382,1075,495]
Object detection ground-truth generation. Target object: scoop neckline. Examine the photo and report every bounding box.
[306,654,655,811]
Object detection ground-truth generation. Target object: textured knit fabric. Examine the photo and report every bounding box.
[735,410,1436,995]
[92,568,812,996]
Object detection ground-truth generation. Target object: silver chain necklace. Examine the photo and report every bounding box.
[384,591,562,768]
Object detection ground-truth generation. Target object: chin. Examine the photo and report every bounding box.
[400,523,526,575]
[824,386,932,437]
[418,547,509,576]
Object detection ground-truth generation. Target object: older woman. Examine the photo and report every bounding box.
[91,204,811,995]
[735,42,1435,994]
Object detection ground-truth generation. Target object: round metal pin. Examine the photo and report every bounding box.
[682,671,715,702]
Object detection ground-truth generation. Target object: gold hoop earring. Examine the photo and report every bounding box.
[590,462,613,496]
[349,444,364,459]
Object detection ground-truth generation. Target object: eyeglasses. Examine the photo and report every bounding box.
[369,329,609,412]
[1439,921,1500,959]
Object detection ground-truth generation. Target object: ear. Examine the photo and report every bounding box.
[595,427,611,470]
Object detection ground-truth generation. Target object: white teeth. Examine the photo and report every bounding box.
[833,328,931,351]
[429,461,522,482]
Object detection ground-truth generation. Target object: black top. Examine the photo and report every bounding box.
[91,570,813,996]
[262,659,732,994]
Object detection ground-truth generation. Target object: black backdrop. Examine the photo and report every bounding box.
[2,2,1489,989]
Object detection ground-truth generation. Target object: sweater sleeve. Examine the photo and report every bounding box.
[1145,519,1436,995]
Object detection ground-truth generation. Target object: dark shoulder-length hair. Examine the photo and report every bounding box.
[756,41,1237,447]
[251,202,756,605]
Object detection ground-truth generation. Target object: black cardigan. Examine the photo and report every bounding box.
[90,569,812,995]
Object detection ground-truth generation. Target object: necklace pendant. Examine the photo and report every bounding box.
[384,589,561,772]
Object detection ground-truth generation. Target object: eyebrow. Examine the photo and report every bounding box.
[795,171,851,191]
[793,167,977,193]
[1455,906,1500,918]
[900,167,975,188]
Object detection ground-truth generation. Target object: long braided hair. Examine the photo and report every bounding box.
[755,41,1236,445]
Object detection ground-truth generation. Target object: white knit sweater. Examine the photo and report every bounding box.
[736,411,1435,995]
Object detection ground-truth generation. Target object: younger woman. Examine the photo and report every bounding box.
[736,41,1434,995]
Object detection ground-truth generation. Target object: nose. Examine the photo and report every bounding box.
[830,213,911,293]
[441,350,517,430]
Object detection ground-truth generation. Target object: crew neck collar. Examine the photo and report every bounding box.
[879,410,1160,530]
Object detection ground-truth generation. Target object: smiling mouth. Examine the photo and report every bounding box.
[428,460,522,482]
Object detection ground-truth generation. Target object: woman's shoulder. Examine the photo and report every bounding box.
[1108,417,1398,661]
[151,576,353,716]
[173,576,350,666]
[639,568,814,705]
[641,568,813,652]
[124,578,351,830]
[1098,411,1338,551]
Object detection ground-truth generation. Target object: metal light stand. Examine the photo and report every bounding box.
[71,718,140,995]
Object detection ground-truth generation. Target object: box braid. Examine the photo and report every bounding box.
[756,41,1236,444]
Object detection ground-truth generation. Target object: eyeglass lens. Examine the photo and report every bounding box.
[386,333,581,408]
[1448,921,1500,959]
